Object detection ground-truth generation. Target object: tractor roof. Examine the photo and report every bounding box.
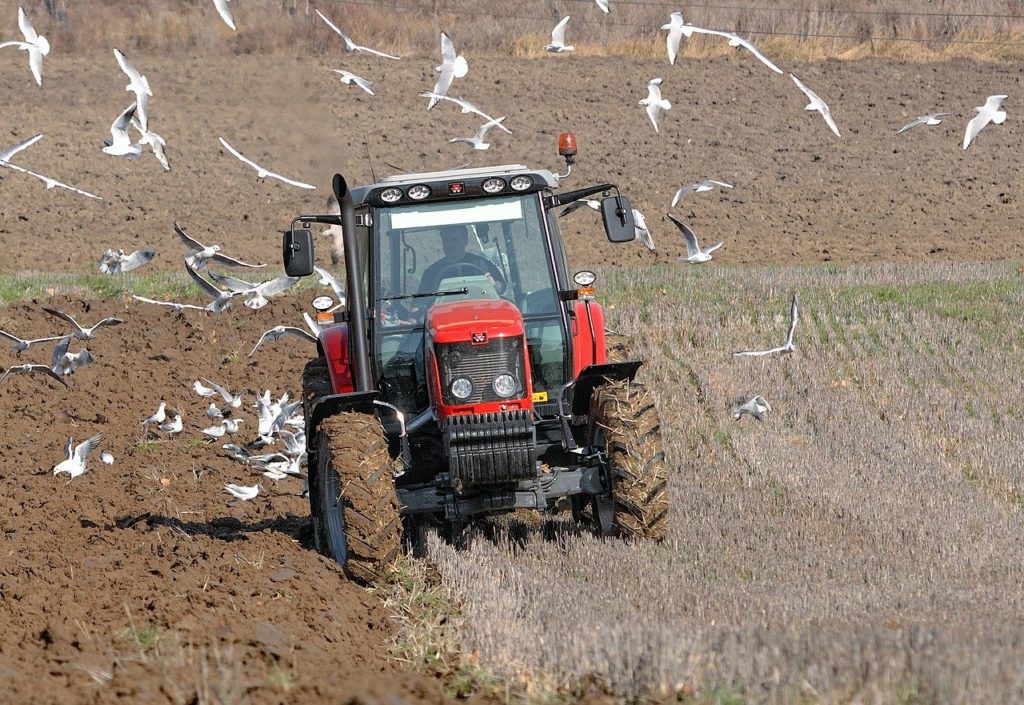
[351,164,560,207]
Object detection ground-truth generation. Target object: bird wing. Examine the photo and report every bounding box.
[984,95,1008,112]
[185,261,229,300]
[671,185,694,207]
[121,249,156,271]
[303,311,323,336]
[0,133,43,162]
[209,250,267,268]
[218,137,263,173]
[132,294,203,310]
[173,222,207,253]
[262,168,317,190]
[822,109,841,137]
[729,34,783,74]
[109,103,138,146]
[732,348,779,357]
[645,103,662,132]
[708,179,733,189]
[0,159,102,199]
[963,112,990,149]
[667,213,700,257]
[63,436,74,460]
[249,326,316,356]
[559,200,596,218]
[430,66,457,108]
[94,317,123,331]
[354,76,375,95]
[315,9,355,51]
[785,292,799,347]
[255,275,299,298]
[74,434,103,463]
[632,210,655,251]
[213,0,236,30]
[789,74,818,106]
[18,7,37,43]
[704,241,724,255]
[595,0,610,13]
[28,46,43,86]
[200,377,235,403]
[27,363,68,386]
[551,16,570,44]
[113,48,141,85]
[476,117,506,141]
[354,43,401,60]
[42,307,84,334]
[0,329,27,350]
[207,270,256,291]
[50,335,71,371]
[313,265,345,299]
[896,117,924,135]
[440,31,457,64]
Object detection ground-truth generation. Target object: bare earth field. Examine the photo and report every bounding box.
[3,50,1024,705]
[0,53,1022,271]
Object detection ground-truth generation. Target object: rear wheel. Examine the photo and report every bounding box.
[311,412,402,584]
[589,378,668,541]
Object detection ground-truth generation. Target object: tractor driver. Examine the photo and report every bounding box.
[417,224,507,295]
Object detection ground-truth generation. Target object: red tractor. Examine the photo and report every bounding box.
[283,135,667,583]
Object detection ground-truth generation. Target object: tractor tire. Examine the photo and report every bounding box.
[604,330,631,364]
[589,378,669,541]
[302,358,332,419]
[311,412,402,584]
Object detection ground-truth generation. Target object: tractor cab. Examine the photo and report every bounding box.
[283,136,668,585]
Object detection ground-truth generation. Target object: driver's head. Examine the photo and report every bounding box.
[439,225,468,260]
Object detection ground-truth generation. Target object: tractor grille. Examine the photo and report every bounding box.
[443,410,537,493]
[436,336,526,406]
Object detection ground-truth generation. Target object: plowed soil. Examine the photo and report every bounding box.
[1,51,1022,703]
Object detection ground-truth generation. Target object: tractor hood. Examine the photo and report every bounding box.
[427,299,524,345]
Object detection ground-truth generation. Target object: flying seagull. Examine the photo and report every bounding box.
[53,434,102,478]
[113,49,152,132]
[733,395,771,421]
[315,9,400,59]
[418,92,512,133]
[721,32,783,74]
[330,69,374,95]
[661,13,687,66]
[313,266,345,306]
[640,78,671,133]
[427,32,468,110]
[791,74,840,137]
[668,213,722,263]
[559,199,600,218]
[671,179,733,208]
[42,307,123,341]
[131,295,207,313]
[0,7,50,86]
[733,292,800,357]
[50,336,92,376]
[224,483,261,501]
[174,222,266,269]
[213,0,235,30]
[0,363,67,387]
[0,157,102,200]
[98,248,156,274]
[218,137,316,189]
[195,378,243,408]
[632,208,655,251]
[0,328,64,354]
[131,114,170,171]
[249,325,318,356]
[0,133,43,162]
[963,95,1007,150]
[206,270,299,309]
[448,117,507,151]
[184,262,236,313]
[102,103,143,159]
[545,17,574,53]
[897,112,952,135]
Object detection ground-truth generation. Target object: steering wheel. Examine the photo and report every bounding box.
[436,261,488,282]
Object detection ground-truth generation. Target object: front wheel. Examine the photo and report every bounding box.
[588,378,669,541]
[311,412,402,584]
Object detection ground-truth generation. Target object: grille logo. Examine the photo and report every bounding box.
[470,331,487,344]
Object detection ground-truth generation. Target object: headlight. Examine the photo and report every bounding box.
[481,177,505,194]
[492,373,517,398]
[509,175,533,191]
[450,377,473,400]
[379,187,402,203]
[406,184,431,200]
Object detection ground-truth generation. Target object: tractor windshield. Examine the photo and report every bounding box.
[372,194,566,413]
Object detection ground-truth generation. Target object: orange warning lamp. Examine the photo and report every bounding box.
[558,131,578,165]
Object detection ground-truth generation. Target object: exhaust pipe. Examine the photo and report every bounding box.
[333,173,373,393]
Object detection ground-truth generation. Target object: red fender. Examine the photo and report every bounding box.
[319,324,354,394]
[571,300,607,378]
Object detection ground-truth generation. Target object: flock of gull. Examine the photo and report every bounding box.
[0,2,1012,483]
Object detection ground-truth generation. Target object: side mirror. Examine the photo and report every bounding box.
[601,195,635,243]
[283,228,314,277]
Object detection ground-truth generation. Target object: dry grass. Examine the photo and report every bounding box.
[413,261,1024,703]
[7,0,1024,61]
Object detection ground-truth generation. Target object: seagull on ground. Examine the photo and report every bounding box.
[330,69,374,95]
[545,17,574,53]
[0,328,63,354]
[315,9,400,59]
[102,103,143,159]
[224,483,261,501]
[791,74,840,137]
[141,401,167,426]
[896,112,952,135]
[733,395,771,421]
[42,308,122,341]
[131,295,207,313]
[195,378,244,408]
[185,262,236,313]
[427,32,468,110]
[0,363,67,387]
[448,117,507,151]
[249,325,318,356]
[213,0,235,30]
[160,413,183,435]
[671,179,733,207]
[202,423,227,440]
[130,114,170,171]
[640,78,671,133]
[205,270,299,309]
[207,402,223,419]
[963,95,1007,150]
[98,248,156,274]
[222,418,243,434]
[222,444,250,464]
[418,92,512,133]
[668,213,721,264]
[113,49,152,131]
[218,137,316,189]
[733,292,799,357]
[175,222,265,269]
[100,451,114,465]
[0,7,50,86]
[53,434,102,479]
[632,209,655,251]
